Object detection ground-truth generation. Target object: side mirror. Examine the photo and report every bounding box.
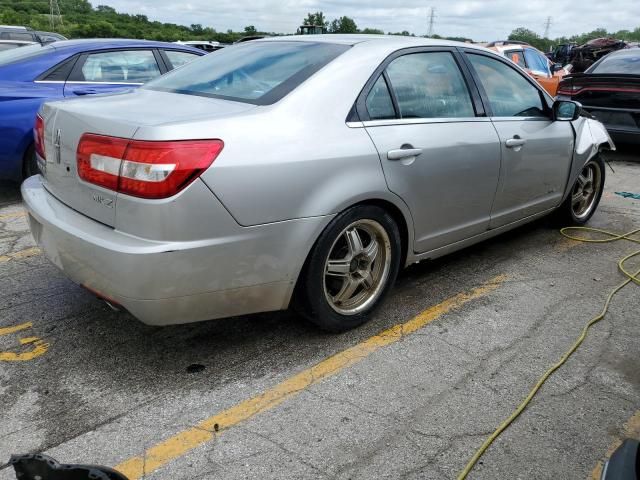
[553,100,581,121]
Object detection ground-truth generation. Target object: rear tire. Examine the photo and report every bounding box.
[554,155,605,225]
[23,144,40,179]
[295,205,401,333]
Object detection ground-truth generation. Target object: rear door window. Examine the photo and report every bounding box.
[164,50,201,69]
[467,53,546,117]
[72,50,161,83]
[365,75,396,120]
[385,52,475,119]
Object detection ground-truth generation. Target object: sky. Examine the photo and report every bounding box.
[95,0,639,40]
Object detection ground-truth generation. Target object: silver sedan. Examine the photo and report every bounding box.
[23,35,614,332]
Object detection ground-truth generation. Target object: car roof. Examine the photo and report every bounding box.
[48,38,203,52]
[0,39,36,44]
[256,34,488,51]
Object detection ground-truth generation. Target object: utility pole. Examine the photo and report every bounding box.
[49,0,63,31]
[427,7,435,37]
[543,16,552,39]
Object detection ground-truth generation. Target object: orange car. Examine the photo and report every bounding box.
[486,41,567,96]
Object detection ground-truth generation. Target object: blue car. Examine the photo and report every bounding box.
[0,39,203,181]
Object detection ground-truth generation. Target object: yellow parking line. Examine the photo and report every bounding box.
[590,410,640,479]
[114,274,507,479]
[0,246,41,263]
[0,322,50,362]
[0,211,26,221]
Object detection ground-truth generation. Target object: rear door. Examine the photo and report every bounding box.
[360,48,501,253]
[63,49,164,97]
[463,50,574,228]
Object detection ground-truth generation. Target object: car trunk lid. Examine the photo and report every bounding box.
[558,73,640,109]
[39,90,256,227]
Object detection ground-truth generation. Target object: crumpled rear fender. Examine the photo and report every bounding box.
[563,116,616,201]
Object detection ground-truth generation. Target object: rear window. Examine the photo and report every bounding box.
[590,51,640,74]
[0,43,50,66]
[143,41,350,105]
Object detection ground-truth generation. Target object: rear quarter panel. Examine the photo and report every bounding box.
[134,42,413,229]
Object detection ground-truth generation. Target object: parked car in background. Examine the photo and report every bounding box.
[0,39,203,181]
[558,48,640,143]
[174,40,224,52]
[0,25,66,44]
[24,36,613,332]
[487,40,567,95]
[547,43,577,66]
[0,39,37,51]
[567,37,628,73]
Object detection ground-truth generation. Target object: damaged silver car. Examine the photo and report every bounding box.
[23,35,614,332]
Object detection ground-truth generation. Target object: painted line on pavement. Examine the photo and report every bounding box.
[114,274,507,479]
[0,211,26,221]
[0,321,49,362]
[0,246,41,263]
[590,410,640,479]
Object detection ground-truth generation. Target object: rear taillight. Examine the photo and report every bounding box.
[557,84,582,95]
[34,114,46,160]
[77,134,223,199]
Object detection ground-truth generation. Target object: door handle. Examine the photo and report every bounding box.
[73,89,99,96]
[387,147,423,161]
[505,137,526,148]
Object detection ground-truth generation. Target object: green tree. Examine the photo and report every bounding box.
[360,27,384,35]
[329,16,358,34]
[508,27,553,51]
[303,11,327,27]
[244,25,257,35]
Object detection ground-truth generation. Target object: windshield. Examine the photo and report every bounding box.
[590,51,640,74]
[143,41,350,105]
[0,42,50,66]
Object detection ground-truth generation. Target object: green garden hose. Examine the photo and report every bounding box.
[458,227,640,480]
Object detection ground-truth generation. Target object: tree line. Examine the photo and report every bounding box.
[1,1,639,49]
[508,26,640,52]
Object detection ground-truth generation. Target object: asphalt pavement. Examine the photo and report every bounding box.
[0,148,638,480]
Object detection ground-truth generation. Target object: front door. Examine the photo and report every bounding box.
[64,49,163,97]
[464,51,574,229]
[361,50,501,253]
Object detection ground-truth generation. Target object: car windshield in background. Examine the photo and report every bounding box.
[143,41,350,105]
[590,51,640,74]
[0,43,50,65]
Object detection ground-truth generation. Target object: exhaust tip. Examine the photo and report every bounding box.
[103,300,121,312]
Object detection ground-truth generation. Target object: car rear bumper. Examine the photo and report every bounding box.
[582,106,640,143]
[21,175,331,326]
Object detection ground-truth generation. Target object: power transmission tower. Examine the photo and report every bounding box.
[49,0,63,31]
[427,7,436,37]
[543,16,552,39]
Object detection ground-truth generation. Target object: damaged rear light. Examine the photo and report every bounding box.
[34,114,46,160]
[77,134,224,199]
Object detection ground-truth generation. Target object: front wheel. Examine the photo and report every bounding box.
[555,155,605,225]
[296,205,402,332]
